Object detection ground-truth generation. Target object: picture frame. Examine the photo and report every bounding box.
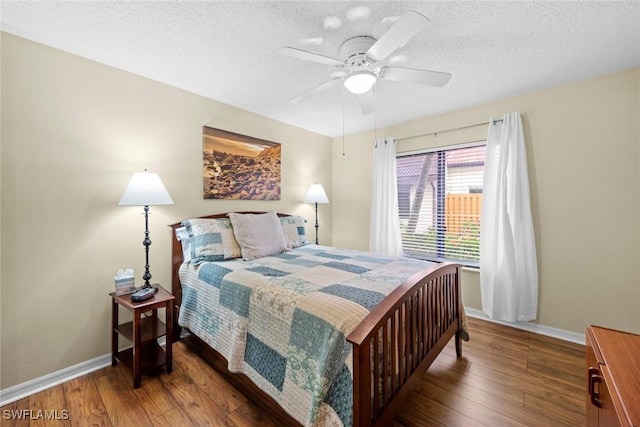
[202,126,281,200]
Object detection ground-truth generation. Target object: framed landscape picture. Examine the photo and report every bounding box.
[202,126,281,200]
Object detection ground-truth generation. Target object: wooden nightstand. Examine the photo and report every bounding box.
[110,285,175,388]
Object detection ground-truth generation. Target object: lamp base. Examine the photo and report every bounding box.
[314,201,320,245]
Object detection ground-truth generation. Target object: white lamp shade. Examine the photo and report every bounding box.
[304,184,329,204]
[344,70,377,94]
[119,172,174,206]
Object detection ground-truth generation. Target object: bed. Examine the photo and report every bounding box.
[169,211,465,427]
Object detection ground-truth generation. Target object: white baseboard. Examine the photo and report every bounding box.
[0,353,112,407]
[1,314,584,406]
[0,337,169,407]
[464,307,586,345]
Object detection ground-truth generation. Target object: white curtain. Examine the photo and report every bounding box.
[370,137,403,256]
[480,112,538,322]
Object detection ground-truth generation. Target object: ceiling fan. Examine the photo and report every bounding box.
[278,10,452,114]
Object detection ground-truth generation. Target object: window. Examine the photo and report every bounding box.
[397,144,486,266]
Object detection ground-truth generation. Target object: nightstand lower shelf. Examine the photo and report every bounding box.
[115,317,167,343]
[115,342,167,374]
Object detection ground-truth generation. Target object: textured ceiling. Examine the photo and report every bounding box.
[2,1,639,137]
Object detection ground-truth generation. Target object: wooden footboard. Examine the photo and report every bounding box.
[169,214,461,427]
[347,263,461,427]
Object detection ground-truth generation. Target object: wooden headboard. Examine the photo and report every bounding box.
[168,211,293,340]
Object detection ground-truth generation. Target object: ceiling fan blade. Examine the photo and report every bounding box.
[278,47,344,67]
[290,77,342,103]
[380,66,452,87]
[359,90,376,115]
[366,10,430,62]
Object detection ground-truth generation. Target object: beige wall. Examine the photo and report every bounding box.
[0,33,332,389]
[332,68,640,336]
[637,70,640,316]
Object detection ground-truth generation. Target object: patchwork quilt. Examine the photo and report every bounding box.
[178,245,448,426]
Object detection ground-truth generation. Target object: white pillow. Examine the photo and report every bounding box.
[280,215,307,248]
[228,211,289,260]
[174,226,192,262]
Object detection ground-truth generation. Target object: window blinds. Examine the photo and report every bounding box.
[396,144,486,265]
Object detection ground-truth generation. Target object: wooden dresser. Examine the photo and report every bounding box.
[586,325,640,426]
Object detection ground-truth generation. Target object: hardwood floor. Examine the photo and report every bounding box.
[1,317,586,426]
[397,318,586,427]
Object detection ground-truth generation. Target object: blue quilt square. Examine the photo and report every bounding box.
[245,333,286,391]
[285,258,322,268]
[219,279,251,317]
[181,286,198,312]
[274,253,300,260]
[193,231,222,246]
[198,264,232,288]
[324,363,353,427]
[288,309,351,398]
[323,261,370,275]
[297,246,322,254]
[315,252,350,260]
[289,309,347,367]
[319,284,385,311]
[352,254,394,265]
[247,266,290,277]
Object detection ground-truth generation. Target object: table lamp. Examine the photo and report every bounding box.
[119,170,174,289]
[304,183,329,245]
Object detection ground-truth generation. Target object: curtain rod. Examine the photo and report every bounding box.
[396,118,504,142]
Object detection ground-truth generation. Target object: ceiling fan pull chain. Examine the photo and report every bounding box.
[374,85,378,143]
[342,83,346,156]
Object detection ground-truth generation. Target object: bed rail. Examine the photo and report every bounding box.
[347,263,461,427]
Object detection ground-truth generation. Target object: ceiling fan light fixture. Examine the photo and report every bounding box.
[344,70,377,94]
